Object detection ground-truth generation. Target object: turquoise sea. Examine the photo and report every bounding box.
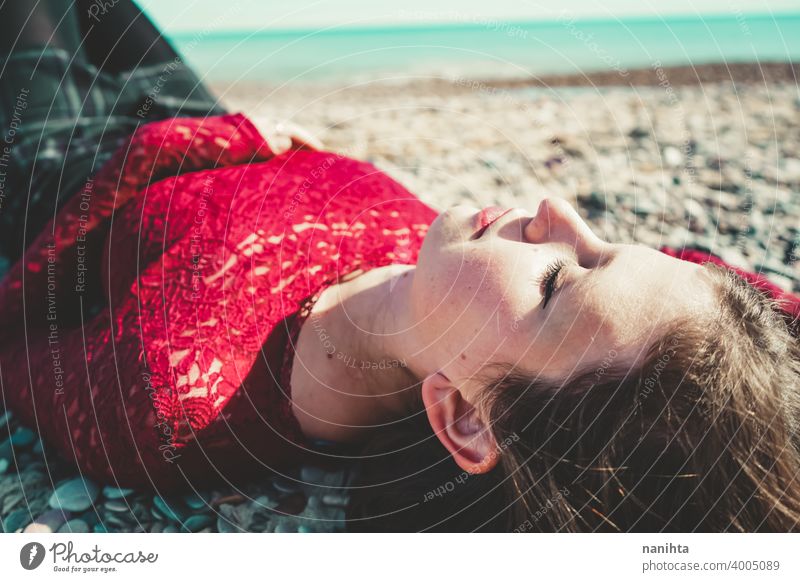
[170,12,800,83]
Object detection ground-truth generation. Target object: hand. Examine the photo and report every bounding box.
[252,117,324,154]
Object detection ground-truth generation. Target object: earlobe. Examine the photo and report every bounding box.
[421,372,499,474]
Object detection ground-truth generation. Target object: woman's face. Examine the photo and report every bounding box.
[411,197,716,400]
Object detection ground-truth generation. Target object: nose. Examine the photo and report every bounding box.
[524,197,606,263]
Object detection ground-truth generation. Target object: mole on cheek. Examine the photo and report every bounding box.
[460,353,467,360]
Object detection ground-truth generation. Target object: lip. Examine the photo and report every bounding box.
[471,206,515,240]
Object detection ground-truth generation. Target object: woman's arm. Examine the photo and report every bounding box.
[0,113,275,340]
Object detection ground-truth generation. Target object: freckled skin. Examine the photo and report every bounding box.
[410,198,716,400]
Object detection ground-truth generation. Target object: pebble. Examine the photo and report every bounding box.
[321,494,349,507]
[58,519,90,533]
[662,146,683,167]
[182,514,214,532]
[49,478,100,512]
[3,508,30,532]
[104,500,132,513]
[24,509,70,533]
[183,493,210,510]
[102,486,135,499]
[0,458,9,474]
[216,515,239,533]
[23,523,53,533]
[10,427,36,448]
[153,496,185,522]
[683,198,709,233]
[0,439,12,461]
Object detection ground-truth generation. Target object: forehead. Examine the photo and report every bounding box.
[532,245,712,375]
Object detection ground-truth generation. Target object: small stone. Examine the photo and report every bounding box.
[182,514,214,532]
[662,146,683,167]
[10,427,36,448]
[576,190,607,211]
[216,515,239,533]
[274,521,297,533]
[0,458,9,474]
[103,511,133,529]
[183,493,209,510]
[0,439,12,461]
[24,523,53,534]
[628,127,649,139]
[58,519,90,533]
[683,199,708,233]
[321,494,348,507]
[153,496,185,522]
[25,509,70,533]
[3,508,31,533]
[104,500,131,513]
[93,523,108,533]
[232,503,256,530]
[102,486,135,499]
[632,199,658,217]
[50,478,100,512]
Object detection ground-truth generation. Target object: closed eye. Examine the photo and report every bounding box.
[538,259,567,309]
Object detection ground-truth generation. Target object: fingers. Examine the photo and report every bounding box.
[276,121,324,151]
[249,117,324,154]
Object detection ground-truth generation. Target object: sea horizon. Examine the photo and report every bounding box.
[168,11,800,83]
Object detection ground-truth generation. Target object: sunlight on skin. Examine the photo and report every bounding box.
[412,197,718,400]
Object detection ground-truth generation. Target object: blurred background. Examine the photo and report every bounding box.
[138,0,799,83]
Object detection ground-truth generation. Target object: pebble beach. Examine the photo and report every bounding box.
[2,63,799,533]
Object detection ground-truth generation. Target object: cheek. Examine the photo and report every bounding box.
[425,253,529,338]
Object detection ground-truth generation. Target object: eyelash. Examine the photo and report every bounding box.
[537,259,566,309]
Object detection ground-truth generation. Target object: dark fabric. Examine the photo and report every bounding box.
[0,28,224,272]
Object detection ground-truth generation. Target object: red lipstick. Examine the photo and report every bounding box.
[472,206,512,239]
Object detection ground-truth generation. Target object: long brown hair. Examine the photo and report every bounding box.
[347,264,800,531]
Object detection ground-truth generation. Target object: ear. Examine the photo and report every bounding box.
[421,372,499,474]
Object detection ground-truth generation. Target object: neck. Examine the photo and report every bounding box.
[289,264,433,442]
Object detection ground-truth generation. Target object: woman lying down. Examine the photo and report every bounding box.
[1,0,799,533]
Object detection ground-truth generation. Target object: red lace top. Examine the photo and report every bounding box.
[1,113,797,492]
[0,113,436,490]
